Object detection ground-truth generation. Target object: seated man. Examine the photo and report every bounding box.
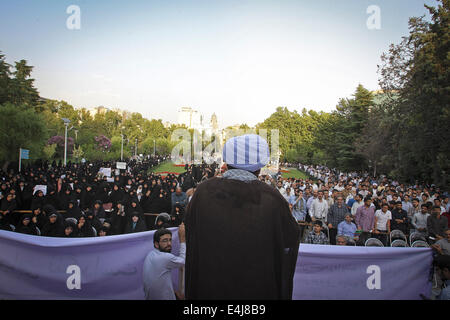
[304,220,329,245]
[336,234,348,246]
[337,213,357,239]
[171,187,187,211]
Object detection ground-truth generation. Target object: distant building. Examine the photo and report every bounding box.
[85,106,130,120]
[210,113,218,132]
[177,107,203,129]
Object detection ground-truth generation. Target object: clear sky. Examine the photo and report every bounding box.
[0,0,437,128]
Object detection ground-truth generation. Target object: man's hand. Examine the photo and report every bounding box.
[175,290,185,300]
[178,223,186,243]
[431,244,442,254]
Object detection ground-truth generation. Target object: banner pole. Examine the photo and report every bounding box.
[19,148,22,173]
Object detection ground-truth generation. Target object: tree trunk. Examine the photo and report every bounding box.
[2,161,10,173]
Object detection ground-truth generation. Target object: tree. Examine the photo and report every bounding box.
[42,144,57,161]
[47,135,75,158]
[0,103,46,168]
[72,145,84,162]
[0,53,40,107]
[0,52,12,105]
[378,0,450,187]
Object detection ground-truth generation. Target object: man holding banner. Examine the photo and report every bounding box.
[143,224,186,300]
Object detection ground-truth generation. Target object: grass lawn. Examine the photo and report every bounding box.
[149,161,186,175]
[281,168,310,180]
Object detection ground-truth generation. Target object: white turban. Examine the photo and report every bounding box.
[222,134,270,172]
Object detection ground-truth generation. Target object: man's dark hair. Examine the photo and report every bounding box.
[313,220,322,227]
[153,228,172,244]
[434,255,450,270]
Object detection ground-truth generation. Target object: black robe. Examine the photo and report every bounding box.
[184,176,300,300]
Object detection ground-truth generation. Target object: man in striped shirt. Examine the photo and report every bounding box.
[327,196,350,245]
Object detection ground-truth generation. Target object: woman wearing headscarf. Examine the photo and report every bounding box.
[109,184,125,207]
[58,185,75,210]
[31,205,47,231]
[45,185,61,209]
[85,209,103,234]
[65,199,82,220]
[110,201,126,235]
[62,219,77,238]
[90,200,106,219]
[15,214,39,235]
[0,211,13,231]
[0,193,17,226]
[148,186,171,214]
[80,184,96,211]
[30,189,46,211]
[74,214,95,237]
[41,207,64,237]
[125,198,144,218]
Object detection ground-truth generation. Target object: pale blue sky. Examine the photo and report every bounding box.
[0,0,437,127]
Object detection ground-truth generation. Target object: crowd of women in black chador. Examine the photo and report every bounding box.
[0,155,218,238]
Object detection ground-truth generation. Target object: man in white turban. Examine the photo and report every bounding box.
[184,134,300,299]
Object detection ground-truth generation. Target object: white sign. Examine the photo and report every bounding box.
[33,185,47,196]
[99,168,111,177]
[116,162,126,170]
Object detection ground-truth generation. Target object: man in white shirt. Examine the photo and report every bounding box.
[335,181,345,192]
[374,203,391,246]
[307,190,318,213]
[351,194,364,217]
[309,190,329,222]
[143,225,186,300]
[277,181,286,197]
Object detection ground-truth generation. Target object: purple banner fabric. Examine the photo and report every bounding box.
[293,244,433,300]
[0,229,181,299]
[0,231,432,299]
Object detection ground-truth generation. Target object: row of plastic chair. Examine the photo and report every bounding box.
[365,230,430,248]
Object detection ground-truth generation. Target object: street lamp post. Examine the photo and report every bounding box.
[153,139,156,157]
[121,134,124,161]
[135,138,138,157]
[62,118,71,167]
[120,126,126,161]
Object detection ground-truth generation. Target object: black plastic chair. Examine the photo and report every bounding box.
[365,238,384,247]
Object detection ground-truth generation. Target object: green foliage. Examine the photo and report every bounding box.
[376,0,450,187]
[0,103,46,161]
[72,145,84,161]
[42,144,57,160]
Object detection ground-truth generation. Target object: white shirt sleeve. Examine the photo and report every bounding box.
[166,243,186,269]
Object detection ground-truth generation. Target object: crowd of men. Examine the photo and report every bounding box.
[270,163,450,249]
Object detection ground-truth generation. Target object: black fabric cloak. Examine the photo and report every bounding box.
[184,176,300,300]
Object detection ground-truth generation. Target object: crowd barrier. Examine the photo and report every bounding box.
[0,229,432,300]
